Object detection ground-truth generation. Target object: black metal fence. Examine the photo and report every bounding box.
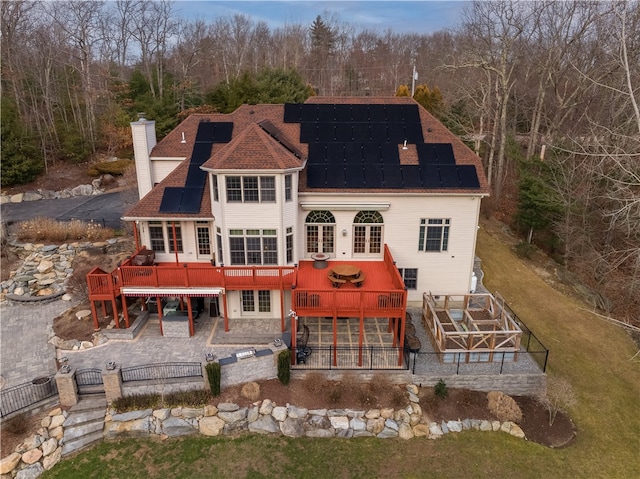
[121,362,203,383]
[0,376,58,418]
[292,346,409,370]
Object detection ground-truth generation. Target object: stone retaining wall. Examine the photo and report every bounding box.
[0,383,531,476]
[0,179,105,205]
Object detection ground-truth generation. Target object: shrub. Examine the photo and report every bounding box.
[434,379,448,399]
[538,376,577,426]
[111,389,211,413]
[4,412,29,435]
[487,390,523,423]
[112,393,160,412]
[241,381,261,401]
[277,349,291,385]
[15,218,114,243]
[87,159,134,177]
[206,362,221,396]
[368,373,393,394]
[303,371,327,393]
[515,241,536,259]
[327,384,342,404]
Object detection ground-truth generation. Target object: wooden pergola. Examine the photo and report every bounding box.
[422,292,523,363]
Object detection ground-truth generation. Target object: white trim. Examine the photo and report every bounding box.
[122,287,222,296]
[300,202,391,211]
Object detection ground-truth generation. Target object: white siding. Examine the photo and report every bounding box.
[151,159,183,186]
[297,193,482,301]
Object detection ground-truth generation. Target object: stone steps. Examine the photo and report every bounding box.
[61,397,107,457]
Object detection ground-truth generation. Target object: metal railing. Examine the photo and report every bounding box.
[0,376,58,418]
[121,362,203,383]
[409,348,548,376]
[292,346,409,370]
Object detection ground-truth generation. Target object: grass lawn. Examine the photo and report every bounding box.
[43,221,640,479]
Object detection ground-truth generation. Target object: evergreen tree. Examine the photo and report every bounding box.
[1,97,44,186]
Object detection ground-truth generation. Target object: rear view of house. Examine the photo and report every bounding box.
[88,96,492,364]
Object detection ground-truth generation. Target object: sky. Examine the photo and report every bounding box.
[175,1,468,35]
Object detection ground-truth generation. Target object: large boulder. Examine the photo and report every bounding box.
[248,415,279,435]
[199,416,225,436]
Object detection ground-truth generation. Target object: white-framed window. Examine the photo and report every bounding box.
[286,227,294,263]
[196,221,211,258]
[241,290,271,314]
[353,211,383,255]
[225,176,276,203]
[398,268,418,290]
[212,175,219,201]
[419,219,450,252]
[229,229,278,265]
[305,211,335,254]
[216,227,223,265]
[148,221,183,253]
[285,174,292,201]
[149,222,165,252]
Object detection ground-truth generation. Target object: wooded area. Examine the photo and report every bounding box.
[1,0,638,326]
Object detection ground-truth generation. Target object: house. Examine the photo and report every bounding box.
[87,96,490,364]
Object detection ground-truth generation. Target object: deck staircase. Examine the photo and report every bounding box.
[61,396,107,456]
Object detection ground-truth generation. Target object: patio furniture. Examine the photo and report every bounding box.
[328,272,347,288]
[350,273,365,287]
[311,252,329,269]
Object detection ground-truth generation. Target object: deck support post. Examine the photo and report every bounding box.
[186,296,194,336]
[222,290,229,332]
[157,296,164,335]
[111,298,119,328]
[90,301,99,330]
[122,295,130,328]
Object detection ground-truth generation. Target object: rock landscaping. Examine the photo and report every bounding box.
[0,178,107,206]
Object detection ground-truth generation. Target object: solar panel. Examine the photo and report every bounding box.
[421,164,441,188]
[306,165,327,187]
[299,123,317,143]
[435,144,456,164]
[386,105,403,123]
[191,143,213,165]
[345,165,365,188]
[382,165,403,188]
[363,143,381,162]
[307,143,326,164]
[404,123,424,143]
[301,105,318,122]
[317,124,335,142]
[380,143,399,164]
[457,165,480,188]
[327,142,345,162]
[335,125,353,142]
[387,123,406,143]
[159,187,183,213]
[317,105,335,122]
[369,105,385,122]
[402,105,421,123]
[212,122,233,143]
[327,151,346,167]
[179,187,203,213]
[417,143,438,164]
[353,123,371,141]
[195,122,216,142]
[352,104,369,122]
[344,142,363,163]
[371,123,388,141]
[185,164,205,187]
[402,166,423,188]
[364,163,383,187]
[326,167,346,187]
[284,103,303,123]
[334,105,351,121]
[439,165,460,187]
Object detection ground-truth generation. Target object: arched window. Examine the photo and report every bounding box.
[353,211,383,255]
[305,211,335,255]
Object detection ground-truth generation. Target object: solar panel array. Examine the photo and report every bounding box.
[285,103,480,189]
[159,121,233,213]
